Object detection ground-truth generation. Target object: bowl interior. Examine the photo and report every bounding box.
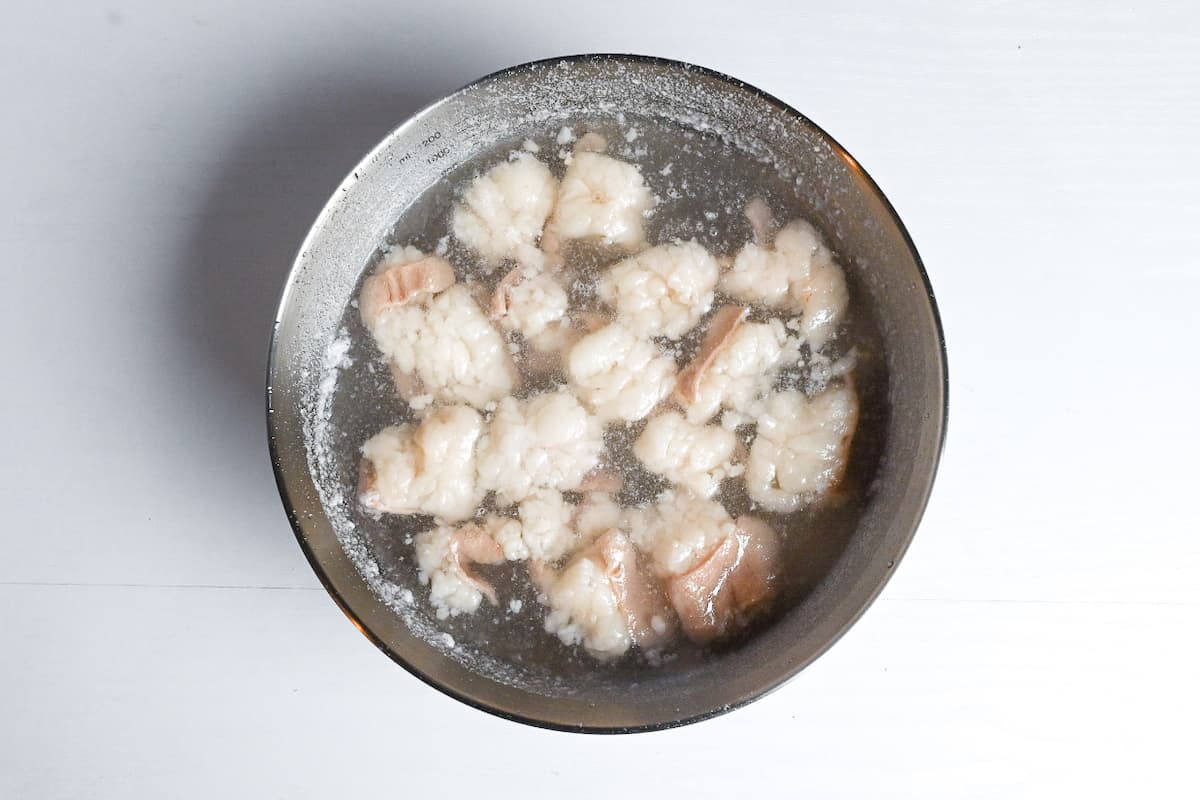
[268,55,946,732]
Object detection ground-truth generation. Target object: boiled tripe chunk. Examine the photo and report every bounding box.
[597,240,719,339]
[721,218,826,305]
[366,282,517,409]
[415,518,513,619]
[745,384,859,513]
[675,305,789,424]
[358,405,484,522]
[452,153,557,268]
[797,251,851,349]
[358,247,456,325]
[490,264,568,339]
[588,530,676,650]
[357,247,461,401]
[567,322,676,422]
[517,489,578,561]
[627,490,738,579]
[533,529,674,659]
[633,411,738,498]
[532,544,628,659]
[550,150,653,247]
[627,489,781,643]
[720,218,849,349]
[475,389,604,504]
[666,515,781,643]
[487,488,579,562]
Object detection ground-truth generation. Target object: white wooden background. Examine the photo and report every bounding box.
[2,1,1197,796]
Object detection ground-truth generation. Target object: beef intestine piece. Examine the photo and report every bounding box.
[414,517,513,620]
[360,247,517,409]
[627,490,782,644]
[675,305,789,425]
[451,152,558,271]
[532,528,676,660]
[358,405,484,522]
[720,209,850,350]
[744,384,859,513]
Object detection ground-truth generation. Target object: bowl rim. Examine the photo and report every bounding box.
[265,52,949,734]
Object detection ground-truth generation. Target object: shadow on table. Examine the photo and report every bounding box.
[174,77,430,404]
[172,32,535,526]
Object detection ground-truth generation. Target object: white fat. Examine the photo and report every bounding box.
[597,240,719,340]
[799,253,851,350]
[518,489,579,561]
[498,270,569,339]
[628,490,737,578]
[414,526,484,619]
[491,488,579,562]
[478,514,524,559]
[538,552,631,659]
[684,320,789,424]
[720,218,849,349]
[634,412,738,498]
[476,389,604,504]
[526,317,577,355]
[720,409,750,430]
[452,153,557,268]
[746,385,859,512]
[360,406,484,522]
[550,151,653,247]
[370,284,516,409]
[567,323,676,422]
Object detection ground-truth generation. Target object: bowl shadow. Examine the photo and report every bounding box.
[175,80,435,420]
[169,43,530,533]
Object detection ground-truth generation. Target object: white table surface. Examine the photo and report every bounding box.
[3,1,1197,796]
